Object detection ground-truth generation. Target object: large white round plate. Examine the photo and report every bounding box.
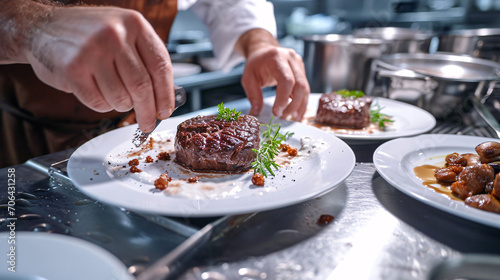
[68,117,355,217]
[262,94,435,142]
[373,134,500,229]
[0,232,133,280]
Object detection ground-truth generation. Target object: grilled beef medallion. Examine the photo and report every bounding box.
[175,115,260,172]
[315,93,372,129]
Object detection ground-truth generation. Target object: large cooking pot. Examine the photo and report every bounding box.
[370,52,500,123]
[302,34,385,93]
[438,28,500,62]
[353,27,434,54]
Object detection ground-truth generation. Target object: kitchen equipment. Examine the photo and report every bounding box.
[132,85,186,147]
[427,254,500,280]
[172,63,202,78]
[438,28,500,124]
[369,52,500,121]
[438,28,500,62]
[302,34,385,93]
[353,27,434,54]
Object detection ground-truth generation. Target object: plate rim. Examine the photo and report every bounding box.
[68,116,356,217]
[0,231,133,280]
[373,133,500,229]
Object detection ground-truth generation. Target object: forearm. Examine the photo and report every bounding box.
[234,28,279,59]
[190,0,277,71]
[0,0,57,63]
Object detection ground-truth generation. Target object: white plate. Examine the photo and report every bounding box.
[172,62,201,78]
[0,232,133,280]
[264,93,435,142]
[373,134,500,229]
[68,117,355,217]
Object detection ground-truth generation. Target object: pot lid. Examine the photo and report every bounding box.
[377,52,500,82]
[353,27,433,40]
[301,34,385,46]
[445,28,500,37]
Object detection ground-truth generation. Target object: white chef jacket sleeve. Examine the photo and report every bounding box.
[187,0,277,72]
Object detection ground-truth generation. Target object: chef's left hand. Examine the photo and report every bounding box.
[236,29,310,121]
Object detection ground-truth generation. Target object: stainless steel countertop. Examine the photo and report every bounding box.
[175,162,500,280]
[1,96,500,280]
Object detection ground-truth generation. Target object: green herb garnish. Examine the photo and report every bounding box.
[335,89,365,99]
[216,102,241,121]
[335,90,394,128]
[251,118,294,177]
[370,103,394,128]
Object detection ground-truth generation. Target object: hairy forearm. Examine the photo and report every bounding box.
[0,0,58,63]
[234,28,279,59]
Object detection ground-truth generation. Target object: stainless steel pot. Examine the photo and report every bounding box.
[302,34,385,93]
[370,52,500,125]
[353,27,434,54]
[438,28,500,62]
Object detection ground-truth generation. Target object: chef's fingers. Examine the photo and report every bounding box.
[71,73,114,113]
[94,60,133,112]
[271,54,295,118]
[115,44,156,133]
[137,26,175,120]
[297,95,308,121]
[280,51,310,121]
[241,72,264,116]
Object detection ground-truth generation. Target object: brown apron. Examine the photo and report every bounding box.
[0,0,177,167]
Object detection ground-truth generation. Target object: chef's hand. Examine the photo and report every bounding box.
[236,29,310,121]
[25,5,175,133]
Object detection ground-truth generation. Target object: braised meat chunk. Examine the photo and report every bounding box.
[465,194,500,214]
[450,164,494,199]
[434,153,480,183]
[175,115,260,172]
[476,141,500,163]
[491,173,500,198]
[434,165,463,183]
[445,152,480,167]
[315,93,372,129]
[430,141,500,214]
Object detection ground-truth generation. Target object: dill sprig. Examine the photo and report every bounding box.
[215,102,241,121]
[370,103,394,128]
[251,118,294,177]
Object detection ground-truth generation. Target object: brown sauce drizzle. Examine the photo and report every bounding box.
[413,164,462,201]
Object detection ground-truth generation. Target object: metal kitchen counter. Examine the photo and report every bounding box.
[1,97,500,280]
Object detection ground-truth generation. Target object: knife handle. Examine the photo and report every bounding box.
[174,85,186,109]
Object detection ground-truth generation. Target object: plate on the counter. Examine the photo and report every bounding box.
[68,116,355,217]
[373,134,500,229]
[0,232,133,280]
[262,94,436,143]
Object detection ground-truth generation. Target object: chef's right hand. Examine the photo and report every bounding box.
[25,6,175,133]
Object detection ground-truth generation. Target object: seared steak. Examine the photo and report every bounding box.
[315,93,372,129]
[175,115,260,172]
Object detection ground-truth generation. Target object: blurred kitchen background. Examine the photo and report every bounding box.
[169,0,500,119]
